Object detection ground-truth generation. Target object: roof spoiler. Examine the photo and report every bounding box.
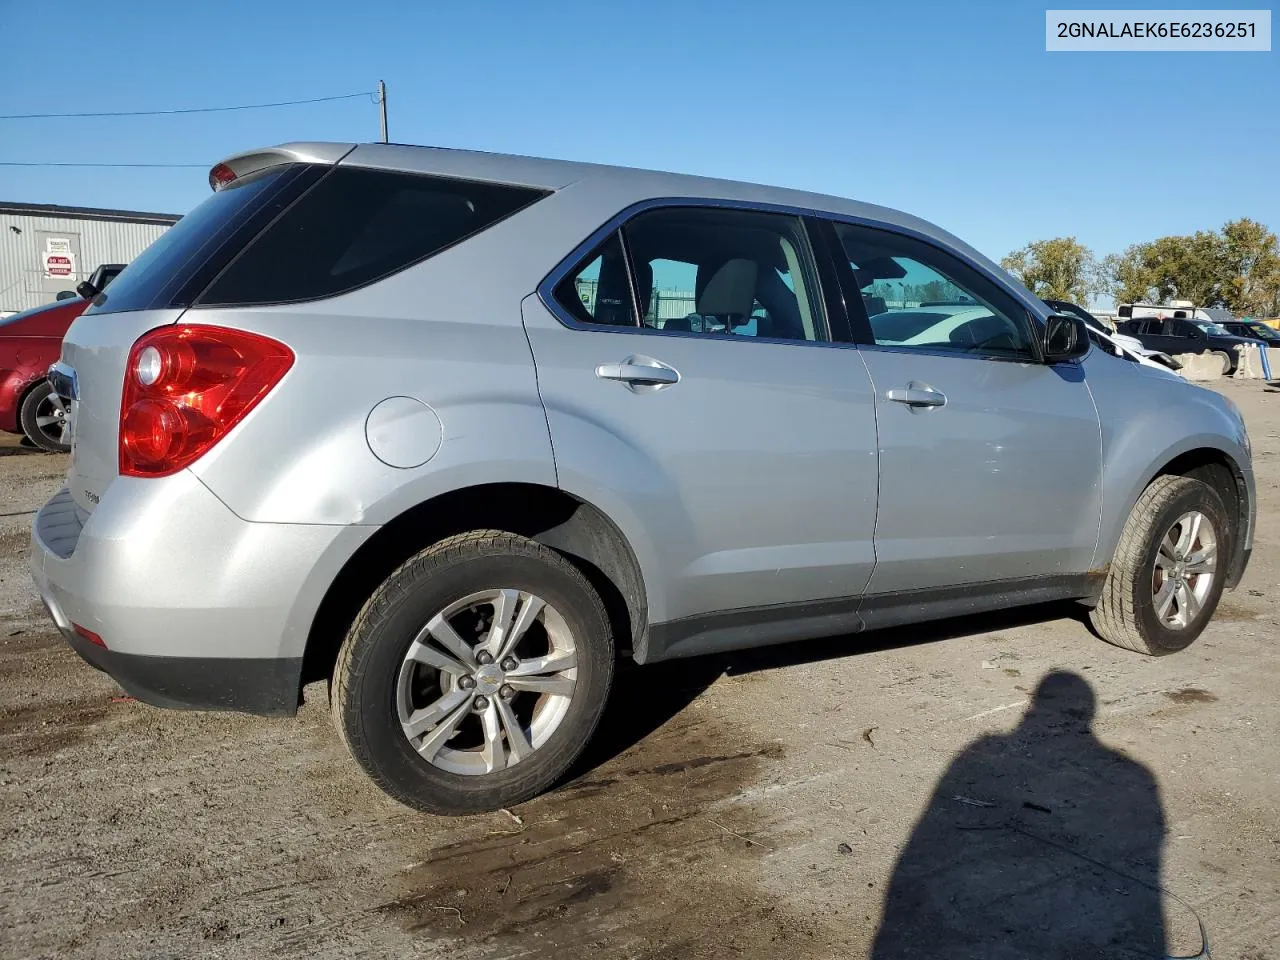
[207,142,356,192]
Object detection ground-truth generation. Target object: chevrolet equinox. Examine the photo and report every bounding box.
[31,142,1255,814]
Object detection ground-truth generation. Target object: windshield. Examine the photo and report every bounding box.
[1244,322,1280,340]
[1193,321,1231,336]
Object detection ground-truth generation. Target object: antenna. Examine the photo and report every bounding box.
[377,81,389,143]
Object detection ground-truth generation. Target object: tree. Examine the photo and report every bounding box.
[1095,220,1279,316]
[1218,218,1280,317]
[1102,232,1225,307]
[1000,237,1097,304]
[1101,245,1156,305]
[1141,231,1224,306]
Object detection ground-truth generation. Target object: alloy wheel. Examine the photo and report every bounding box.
[395,589,577,775]
[1152,511,1217,630]
[33,391,70,448]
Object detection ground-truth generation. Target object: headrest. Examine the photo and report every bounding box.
[595,250,636,326]
[632,258,653,318]
[697,259,757,319]
[862,295,887,316]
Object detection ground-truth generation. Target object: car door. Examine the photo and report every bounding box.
[522,204,880,657]
[819,219,1103,617]
[1127,319,1156,348]
[1135,320,1170,354]
[1172,320,1210,353]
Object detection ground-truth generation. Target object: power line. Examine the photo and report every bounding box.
[0,161,205,168]
[0,91,373,121]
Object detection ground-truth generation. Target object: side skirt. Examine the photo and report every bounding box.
[640,573,1103,664]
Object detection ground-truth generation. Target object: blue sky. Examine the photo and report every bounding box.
[1,0,1275,265]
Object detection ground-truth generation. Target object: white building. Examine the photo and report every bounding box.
[0,201,179,316]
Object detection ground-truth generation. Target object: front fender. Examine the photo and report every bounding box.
[0,336,62,433]
[1088,355,1254,580]
[0,369,37,433]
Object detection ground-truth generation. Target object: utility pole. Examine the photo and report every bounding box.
[377,80,388,143]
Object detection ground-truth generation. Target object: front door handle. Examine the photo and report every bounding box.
[595,355,680,388]
[886,382,947,409]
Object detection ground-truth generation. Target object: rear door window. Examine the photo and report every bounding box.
[621,207,826,341]
[551,231,637,326]
[198,168,547,306]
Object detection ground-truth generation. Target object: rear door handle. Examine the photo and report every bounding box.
[595,356,680,388]
[886,382,947,409]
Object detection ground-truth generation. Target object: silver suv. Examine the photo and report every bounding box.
[31,142,1255,814]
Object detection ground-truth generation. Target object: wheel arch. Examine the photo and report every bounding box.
[9,374,49,435]
[300,482,648,691]
[1104,442,1252,590]
[1150,446,1250,587]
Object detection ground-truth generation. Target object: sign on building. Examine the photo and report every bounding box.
[42,237,76,279]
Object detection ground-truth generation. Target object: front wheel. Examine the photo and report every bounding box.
[1090,475,1230,655]
[18,380,71,453]
[332,530,614,814]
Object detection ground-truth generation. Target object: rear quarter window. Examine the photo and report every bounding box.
[197,168,548,306]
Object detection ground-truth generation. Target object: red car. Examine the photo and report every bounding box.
[1,264,124,452]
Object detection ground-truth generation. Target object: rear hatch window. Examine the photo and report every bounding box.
[197,168,547,306]
[89,165,547,315]
[87,164,321,316]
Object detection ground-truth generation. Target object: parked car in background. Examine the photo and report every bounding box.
[0,263,124,451]
[32,142,1254,815]
[1042,299,1181,371]
[1116,316,1254,375]
[1219,318,1280,345]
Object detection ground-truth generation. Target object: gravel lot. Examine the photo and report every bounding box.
[1,379,1277,959]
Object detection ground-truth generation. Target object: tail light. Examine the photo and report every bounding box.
[120,325,293,477]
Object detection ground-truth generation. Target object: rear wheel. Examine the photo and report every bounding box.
[332,530,614,814]
[1090,475,1230,655]
[18,380,71,453]
[1211,350,1233,376]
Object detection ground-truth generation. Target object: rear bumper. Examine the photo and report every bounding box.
[30,474,375,716]
[60,624,302,715]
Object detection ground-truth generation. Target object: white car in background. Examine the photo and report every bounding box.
[1043,299,1182,372]
[867,299,1181,372]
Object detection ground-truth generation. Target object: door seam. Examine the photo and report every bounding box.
[853,345,881,603]
[519,293,560,488]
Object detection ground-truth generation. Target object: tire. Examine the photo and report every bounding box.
[18,380,71,453]
[1211,350,1233,376]
[332,530,614,815]
[1090,475,1230,655]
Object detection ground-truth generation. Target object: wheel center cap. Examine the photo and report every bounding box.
[474,664,504,695]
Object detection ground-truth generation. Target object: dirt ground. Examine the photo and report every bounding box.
[1,379,1278,960]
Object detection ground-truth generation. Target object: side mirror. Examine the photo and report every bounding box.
[55,289,78,301]
[1043,314,1090,363]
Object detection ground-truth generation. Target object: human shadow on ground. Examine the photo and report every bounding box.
[870,670,1201,960]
